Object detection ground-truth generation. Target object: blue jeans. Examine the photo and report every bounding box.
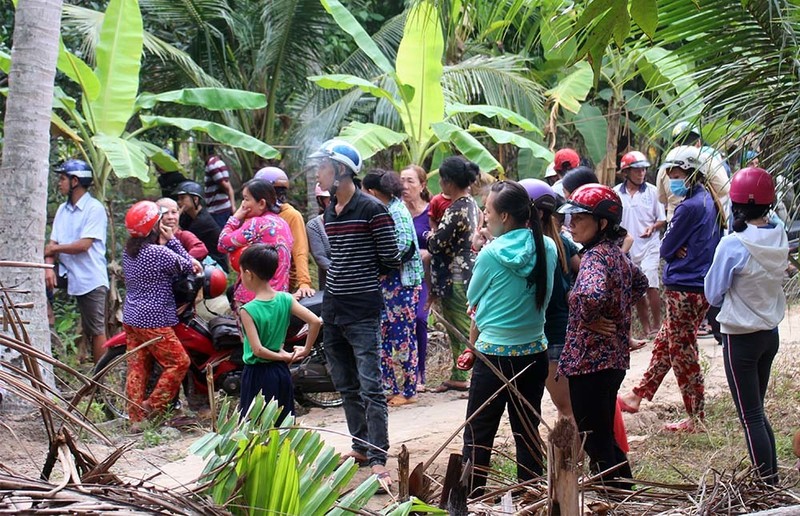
[323,317,389,466]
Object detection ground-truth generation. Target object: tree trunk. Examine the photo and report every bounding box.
[597,97,622,186]
[0,0,64,396]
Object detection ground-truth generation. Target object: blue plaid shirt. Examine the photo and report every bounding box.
[387,197,423,287]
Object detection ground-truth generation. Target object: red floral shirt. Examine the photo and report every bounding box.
[558,238,648,377]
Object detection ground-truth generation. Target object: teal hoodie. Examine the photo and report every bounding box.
[467,228,556,352]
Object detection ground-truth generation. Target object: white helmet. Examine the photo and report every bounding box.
[671,121,701,140]
[309,139,363,175]
[660,145,701,172]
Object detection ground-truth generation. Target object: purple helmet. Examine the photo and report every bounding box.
[254,166,289,188]
[519,178,557,213]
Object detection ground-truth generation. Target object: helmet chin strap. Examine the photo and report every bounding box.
[330,161,350,196]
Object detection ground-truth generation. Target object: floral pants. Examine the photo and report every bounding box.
[124,324,190,422]
[380,273,420,398]
[632,290,708,419]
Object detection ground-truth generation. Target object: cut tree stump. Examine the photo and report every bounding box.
[547,418,580,516]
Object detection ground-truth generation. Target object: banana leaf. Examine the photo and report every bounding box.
[544,61,593,114]
[319,0,395,75]
[395,0,445,157]
[87,0,144,137]
[140,116,280,159]
[431,121,501,173]
[57,38,100,101]
[92,134,149,181]
[309,74,403,111]
[468,124,553,161]
[135,88,267,112]
[339,121,409,160]
[445,102,542,134]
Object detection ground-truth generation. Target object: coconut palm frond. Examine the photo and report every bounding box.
[653,0,800,169]
[442,54,547,127]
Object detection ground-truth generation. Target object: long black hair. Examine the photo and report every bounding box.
[125,231,159,259]
[489,181,549,310]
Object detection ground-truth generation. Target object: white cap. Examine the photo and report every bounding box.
[544,163,557,178]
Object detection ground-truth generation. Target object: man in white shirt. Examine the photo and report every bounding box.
[617,151,666,338]
[656,122,730,221]
[45,160,109,363]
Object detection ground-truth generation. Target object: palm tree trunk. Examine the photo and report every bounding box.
[0,0,64,392]
[597,97,622,186]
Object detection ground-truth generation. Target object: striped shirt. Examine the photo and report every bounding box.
[204,156,232,215]
[323,189,401,324]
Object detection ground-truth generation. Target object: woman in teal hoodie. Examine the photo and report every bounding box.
[462,180,557,495]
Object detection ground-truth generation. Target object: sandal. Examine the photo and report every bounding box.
[617,396,639,414]
[663,418,702,434]
[388,396,417,407]
[372,464,393,494]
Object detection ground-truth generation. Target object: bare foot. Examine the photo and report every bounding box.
[388,396,417,407]
[372,464,392,493]
[618,393,641,414]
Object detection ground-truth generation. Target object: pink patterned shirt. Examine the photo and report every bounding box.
[218,213,293,305]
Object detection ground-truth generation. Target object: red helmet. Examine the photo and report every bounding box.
[229,246,246,273]
[558,183,623,225]
[729,167,775,205]
[554,148,580,173]
[203,266,228,298]
[125,201,162,237]
[620,151,650,171]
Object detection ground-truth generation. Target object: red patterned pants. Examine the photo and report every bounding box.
[632,290,708,419]
[124,324,190,422]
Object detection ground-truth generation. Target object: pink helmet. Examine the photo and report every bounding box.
[254,166,289,188]
[314,182,330,197]
[729,167,775,205]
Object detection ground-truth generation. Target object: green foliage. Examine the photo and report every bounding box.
[190,395,379,515]
[313,0,552,173]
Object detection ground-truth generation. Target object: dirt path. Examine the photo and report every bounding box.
[2,308,799,502]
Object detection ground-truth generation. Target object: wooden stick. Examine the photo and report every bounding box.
[0,261,54,269]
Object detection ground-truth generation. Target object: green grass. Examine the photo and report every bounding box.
[631,357,800,489]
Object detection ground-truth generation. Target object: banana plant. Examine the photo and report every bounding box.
[1,0,279,202]
[190,396,380,515]
[309,0,553,176]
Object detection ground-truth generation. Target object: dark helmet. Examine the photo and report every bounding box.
[173,181,204,199]
[54,159,93,186]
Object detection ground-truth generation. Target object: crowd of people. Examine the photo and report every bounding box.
[43,121,792,493]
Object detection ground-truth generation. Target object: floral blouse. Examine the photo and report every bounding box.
[427,195,479,297]
[558,238,648,377]
[218,213,293,306]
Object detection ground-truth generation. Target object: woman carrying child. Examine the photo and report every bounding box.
[705,167,787,485]
[237,244,322,422]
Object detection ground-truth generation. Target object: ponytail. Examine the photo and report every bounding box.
[541,210,568,274]
[731,202,771,233]
[526,201,549,310]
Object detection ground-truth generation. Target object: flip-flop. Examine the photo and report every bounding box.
[372,465,393,494]
[629,338,648,351]
[388,396,417,407]
[617,396,639,414]
[433,381,469,393]
[663,418,702,433]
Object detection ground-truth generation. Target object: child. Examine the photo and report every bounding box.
[705,167,787,485]
[238,244,322,422]
[428,192,452,232]
[218,179,293,310]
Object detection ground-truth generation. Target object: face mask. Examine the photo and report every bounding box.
[669,178,688,197]
[488,219,504,238]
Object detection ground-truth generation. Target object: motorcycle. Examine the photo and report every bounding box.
[94,273,341,419]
